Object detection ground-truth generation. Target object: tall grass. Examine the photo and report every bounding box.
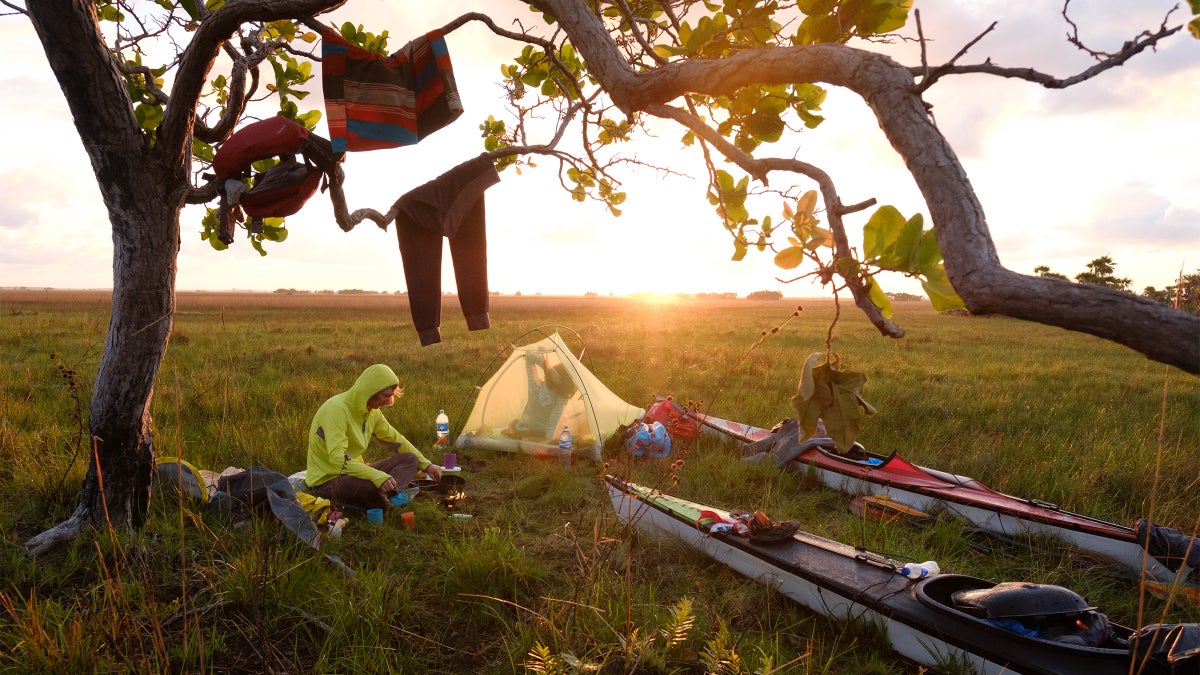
[1,290,1197,673]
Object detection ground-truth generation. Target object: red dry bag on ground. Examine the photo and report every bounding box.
[642,399,701,445]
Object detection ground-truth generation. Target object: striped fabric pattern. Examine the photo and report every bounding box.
[322,27,464,153]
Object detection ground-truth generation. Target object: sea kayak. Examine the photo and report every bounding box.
[685,408,1198,599]
[605,475,1198,674]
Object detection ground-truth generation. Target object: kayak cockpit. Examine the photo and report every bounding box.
[916,574,1133,650]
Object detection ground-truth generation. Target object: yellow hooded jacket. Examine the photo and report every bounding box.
[305,364,430,488]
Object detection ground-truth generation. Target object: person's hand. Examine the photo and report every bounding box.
[424,464,443,481]
[380,477,398,493]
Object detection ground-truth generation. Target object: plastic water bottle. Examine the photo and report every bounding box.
[814,418,828,438]
[435,409,450,447]
[899,561,940,579]
[558,426,573,468]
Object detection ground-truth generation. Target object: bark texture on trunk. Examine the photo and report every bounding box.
[24,0,348,553]
[26,0,186,552]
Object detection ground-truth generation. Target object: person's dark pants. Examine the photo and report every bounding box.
[313,453,419,511]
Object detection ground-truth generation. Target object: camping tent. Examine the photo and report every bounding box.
[454,330,644,460]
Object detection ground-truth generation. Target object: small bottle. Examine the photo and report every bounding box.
[814,418,829,438]
[899,561,940,579]
[558,425,573,467]
[435,409,450,447]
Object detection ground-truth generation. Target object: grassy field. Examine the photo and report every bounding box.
[1,289,1198,673]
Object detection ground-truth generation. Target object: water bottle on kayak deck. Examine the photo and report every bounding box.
[899,561,940,579]
[558,426,573,468]
[436,409,450,447]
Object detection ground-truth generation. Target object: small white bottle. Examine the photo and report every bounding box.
[436,409,450,448]
[814,418,829,438]
[558,425,573,468]
[899,561,940,579]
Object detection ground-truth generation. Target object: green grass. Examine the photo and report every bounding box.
[1,290,1198,673]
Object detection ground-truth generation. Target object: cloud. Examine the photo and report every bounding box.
[1085,183,1200,246]
[0,196,35,231]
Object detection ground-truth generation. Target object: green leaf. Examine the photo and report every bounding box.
[731,239,748,261]
[858,0,913,35]
[774,246,806,270]
[920,266,966,312]
[724,202,750,224]
[866,276,893,318]
[745,111,785,143]
[897,214,926,270]
[715,169,736,192]
[260,223,288,242]
[653,44,682,59]
[192,138,214,163]
[521,69,547,87]
[135,103,163,132]
[1189,16,1200,39]
[793,83,827,110]
[862,206,905,259]
[179,0,199,19]
[206,230,228,251]
[913,227,942,277]
[804,227,833,251]
[295,109,322,129]
[797,109,825,129]
[797,0,838,14]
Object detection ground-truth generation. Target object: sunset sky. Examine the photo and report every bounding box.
[0,1,1196,299]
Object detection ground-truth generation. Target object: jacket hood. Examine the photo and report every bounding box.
[347,364,400,411]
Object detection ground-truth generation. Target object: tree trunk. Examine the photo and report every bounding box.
[25,0,187,553]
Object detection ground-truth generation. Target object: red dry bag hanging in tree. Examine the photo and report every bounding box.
[210,116,342,243]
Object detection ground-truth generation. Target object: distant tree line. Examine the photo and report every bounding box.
[1034,257,1198,314]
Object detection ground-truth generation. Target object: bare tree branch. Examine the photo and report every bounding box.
[326,101,585,232]
[914,21,997,94]
[915,21,1180,91]
[644,102,903,337]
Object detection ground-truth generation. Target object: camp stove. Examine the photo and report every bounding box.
[441,489,469,512]
[438,474,469,513]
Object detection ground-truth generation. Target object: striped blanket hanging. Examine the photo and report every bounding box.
[321,26,464,153]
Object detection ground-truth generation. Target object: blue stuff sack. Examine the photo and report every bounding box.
[626,421,672,458]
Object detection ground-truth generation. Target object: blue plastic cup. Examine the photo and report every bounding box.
[389,491,410,507]
[367,508,384,525]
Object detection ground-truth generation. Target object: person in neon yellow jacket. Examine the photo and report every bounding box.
[305,363,442,510]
